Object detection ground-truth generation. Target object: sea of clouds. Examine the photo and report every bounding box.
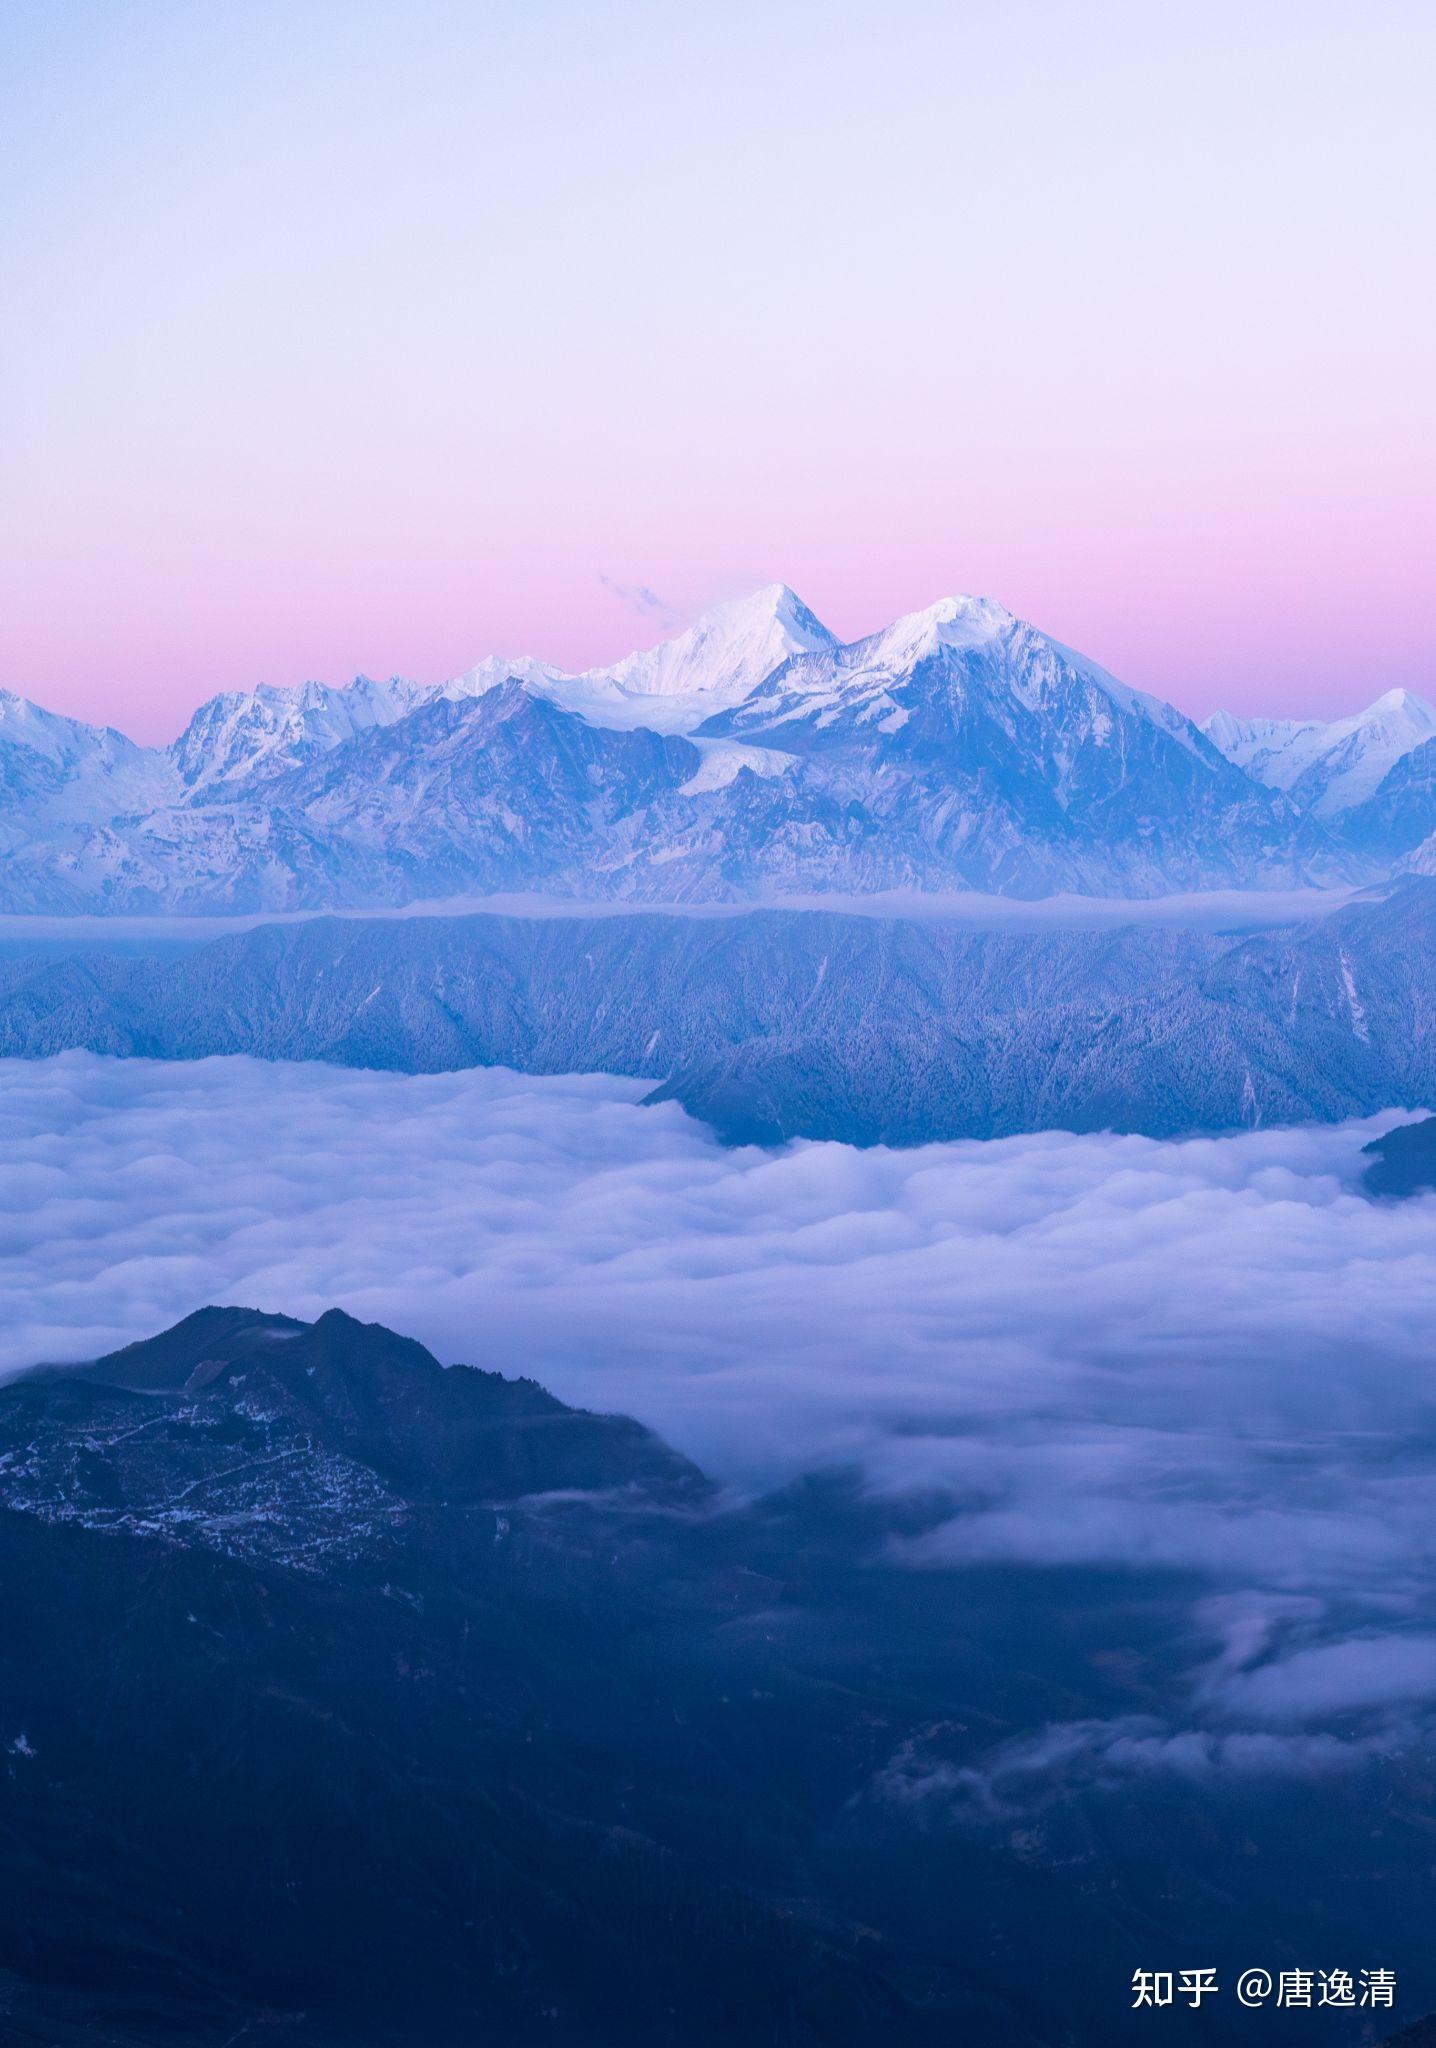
[6,1050,1436,1794]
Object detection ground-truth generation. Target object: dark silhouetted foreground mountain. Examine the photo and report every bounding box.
[1384,2018,1436,2047]
[1363,1115,1436,1197]
[3,1309,1435,2045]
[1,880,1433,1144]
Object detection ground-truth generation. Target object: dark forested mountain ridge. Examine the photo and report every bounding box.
[2,880,1432,1145]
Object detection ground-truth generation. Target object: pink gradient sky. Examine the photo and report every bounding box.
[2,1,1432,742]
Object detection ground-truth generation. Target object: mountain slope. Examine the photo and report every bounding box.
[3,587,1422,910]
[4,1305,1436,2045]
[1204,688,1436,817]
[1363,1114,1436,1197]
[18,1305,705,1553]
[2,882,1430,1145]
[443,583,839,734]
[0,1307,947,2047]
[698,596,1325,895]
[0,690,174,834]
[170,674,429,794]
[1334,734,1436,866]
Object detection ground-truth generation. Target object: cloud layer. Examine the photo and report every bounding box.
[7,1051,1436,1779]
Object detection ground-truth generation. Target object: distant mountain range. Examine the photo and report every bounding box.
[3,584,1434,912]
[4,879,1431,1145]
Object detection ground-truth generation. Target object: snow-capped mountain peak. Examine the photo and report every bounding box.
[1204,687,1436,816]
[703,590,1208,758]
[856,593,1015,671]
[169,673,426,792]
[4,579,1431,913]
[0,689,129,766]
[443,583,839,735]
[582,582,836,714]
[0,689,174,824]
[442,654,573,702]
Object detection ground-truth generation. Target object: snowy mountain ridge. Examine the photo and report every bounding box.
[1202,688,1436,817]
[0,585,1430,911]
[437,583,837,734]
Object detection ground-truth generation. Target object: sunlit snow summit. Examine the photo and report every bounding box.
[2,584,1433,912]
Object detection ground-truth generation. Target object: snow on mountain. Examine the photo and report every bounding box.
[0,690,118,770]
[1200,711,1326,789]
[1334,733,1436,869]
[170,674,429,793]
[678,592,1320,895]
[706,593,1223,775]
[0,689,174,828]
[1203,690,1436,817]
[703,594,1003,737]
[1,587,1428,911]
[440,653,572,703]
[439,584,837,735]
[567,583,837,732]
[678,739,796,795]
[843,593,1014,672]
[1403,829,1436,877]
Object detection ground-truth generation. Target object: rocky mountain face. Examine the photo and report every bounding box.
[3,586,1431,912]
[1204,689,1436,819]
[3,1306,1433,2047]
[1336,737,1436,866]
[169,675,432,795]
[2,880,1431,1146]
[0,691,171,837]
[699,596,1323,896]
[481,582,840,733]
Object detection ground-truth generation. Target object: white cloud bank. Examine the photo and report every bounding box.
[6,1051,1436,1778]
[3,1054,1431,1494]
